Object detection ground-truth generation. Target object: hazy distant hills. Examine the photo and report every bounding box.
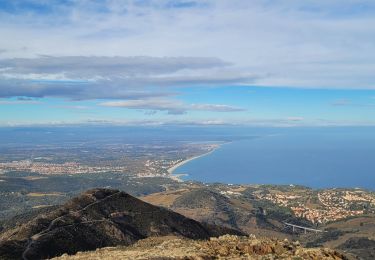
[0,188,242,260]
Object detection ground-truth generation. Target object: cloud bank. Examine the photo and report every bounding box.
[1,1,375,89]
[0,56,256,100]
[100,99,246,114]
[1,1,375,126]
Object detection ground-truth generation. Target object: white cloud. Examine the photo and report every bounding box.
[1,1,375,89]
[0,98,40,105]
[0,56,229,77]
[0,56,256,99]
[100,98,246,114]
[286,117,304,122]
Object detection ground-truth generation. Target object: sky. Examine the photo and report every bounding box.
[1,0,375,126]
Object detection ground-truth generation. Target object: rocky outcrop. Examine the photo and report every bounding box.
[54,234,348,260]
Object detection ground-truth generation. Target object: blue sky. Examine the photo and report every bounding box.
[1,0,375,126]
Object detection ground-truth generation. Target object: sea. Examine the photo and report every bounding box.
[174,127,375,190]
[1,125,374,190]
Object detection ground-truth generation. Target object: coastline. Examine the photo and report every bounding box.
[167,143,224,181]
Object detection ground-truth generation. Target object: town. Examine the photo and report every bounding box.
[255,187,375,224]
[0,142,219,178]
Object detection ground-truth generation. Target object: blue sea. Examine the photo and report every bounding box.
[1,126,374,190]
[175,128,375,190]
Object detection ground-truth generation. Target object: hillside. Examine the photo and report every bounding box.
[141,186,375,259]
[305,215,375,259]
[142,187,310,238]
[0,188,242,260]
[53,234,348,260]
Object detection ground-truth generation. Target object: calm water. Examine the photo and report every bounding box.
[176,129,375,190]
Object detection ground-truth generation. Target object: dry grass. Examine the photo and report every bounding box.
[53,235,347,260]
[22,176,48,181]
[140,189,190,207]
[27,192,63,197]
[32,205,51,209]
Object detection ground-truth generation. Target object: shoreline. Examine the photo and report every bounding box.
[167,143,225,181]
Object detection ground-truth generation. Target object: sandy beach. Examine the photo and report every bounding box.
[167,144,223,181]
[167,154,208,174]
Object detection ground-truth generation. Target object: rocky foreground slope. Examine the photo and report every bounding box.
[0,189,242,260]
[54,234,348,260]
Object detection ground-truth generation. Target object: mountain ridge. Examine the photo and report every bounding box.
[0,188,243,260]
